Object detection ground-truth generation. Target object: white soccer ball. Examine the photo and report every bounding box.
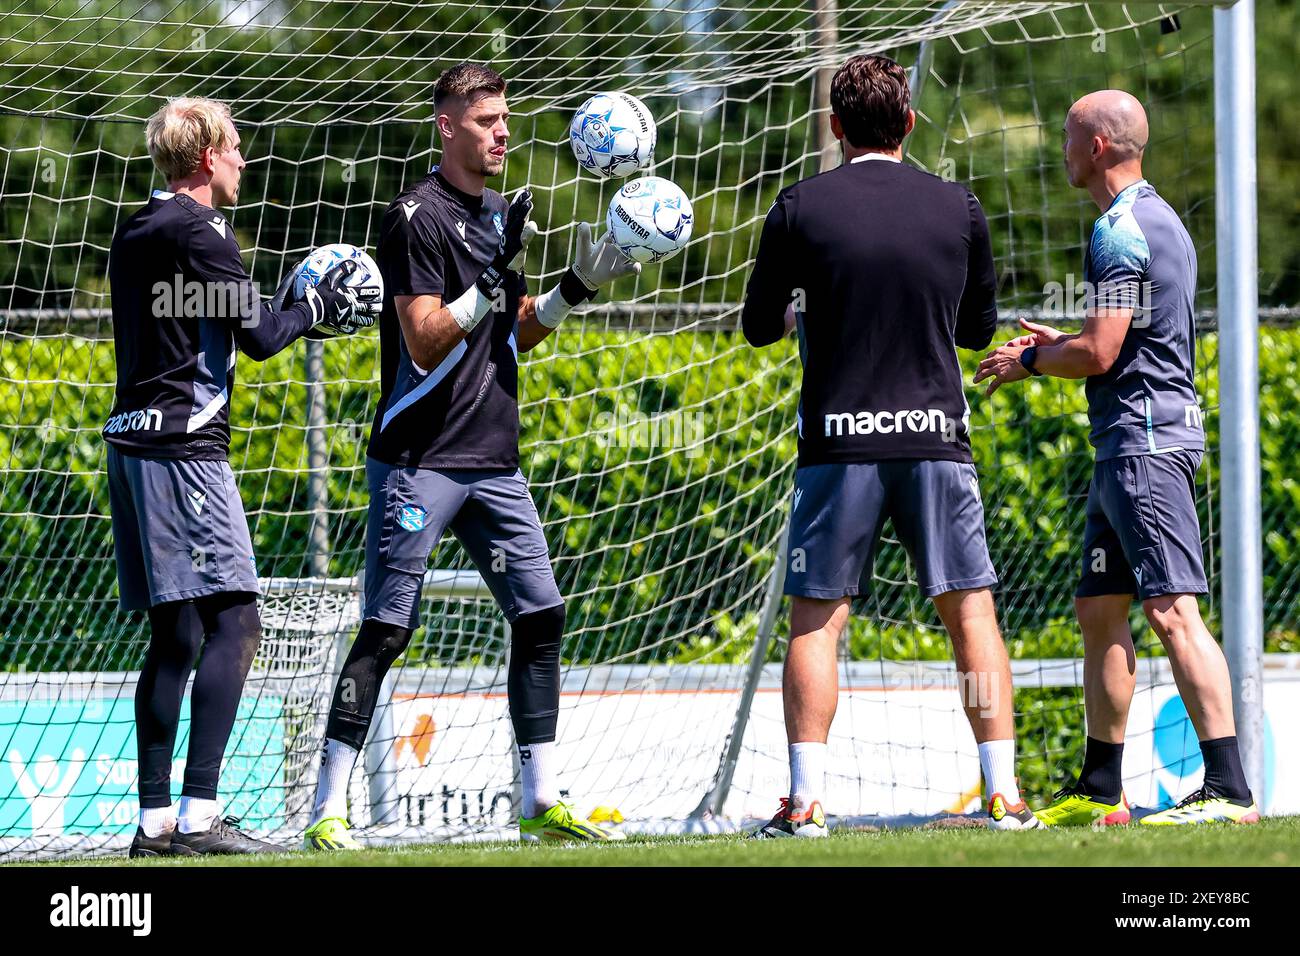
[569,92,656,179]
[606,176,694,264]
[293,242,383,308]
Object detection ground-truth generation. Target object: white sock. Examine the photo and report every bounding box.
[311,739,360,826]
[789,741,827,811]
[519,741,559,818]
[177,797,220,834]
[978,739,1021,804]
[139,805,176,838]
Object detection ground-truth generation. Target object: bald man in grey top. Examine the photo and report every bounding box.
[976,91,1258,826]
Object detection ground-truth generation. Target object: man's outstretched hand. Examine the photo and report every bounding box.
[974,342,1032,396]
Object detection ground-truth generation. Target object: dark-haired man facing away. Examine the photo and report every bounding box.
[743,54,1039,836]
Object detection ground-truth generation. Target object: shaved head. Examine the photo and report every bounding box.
[1068,90,1149,160]
[1062,89,1148,203]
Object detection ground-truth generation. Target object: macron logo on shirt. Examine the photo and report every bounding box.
[824,408,950,438]
[208,216,226,238]
[402,200,421,221]
[821,408,956,442]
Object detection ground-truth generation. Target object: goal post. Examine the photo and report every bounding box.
[1213,0,1264,800]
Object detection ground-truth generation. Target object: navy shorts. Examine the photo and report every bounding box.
[783,459,998,600]
[107,447,260,611]
[1076,450,1208,600]
[363,459,563,628]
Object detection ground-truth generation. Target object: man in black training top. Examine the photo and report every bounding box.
[304,63,640,849]
[742,55,1041,836]
[106,96,375,857]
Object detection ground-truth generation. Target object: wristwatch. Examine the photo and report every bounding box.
[1019,345,1043,376]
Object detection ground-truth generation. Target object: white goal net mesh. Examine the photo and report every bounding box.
[0,1,1248,858]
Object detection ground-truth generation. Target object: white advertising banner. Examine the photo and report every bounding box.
[380,668,1300,828]
[383,683,982,828]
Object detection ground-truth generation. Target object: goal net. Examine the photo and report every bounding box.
[0,1,1272,858]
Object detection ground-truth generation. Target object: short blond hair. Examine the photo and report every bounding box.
[145,96,236,182]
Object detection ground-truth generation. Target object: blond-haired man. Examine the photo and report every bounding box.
[105,96,374,856]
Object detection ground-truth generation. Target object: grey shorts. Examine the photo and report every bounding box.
[363,459,563,628]
[107,447,260,611]
[783,459,998,600]
[1076,450,1208,600]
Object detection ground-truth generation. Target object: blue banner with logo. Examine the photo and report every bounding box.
[0,694,285,835]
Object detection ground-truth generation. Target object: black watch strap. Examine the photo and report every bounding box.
[1020,345,1043,376]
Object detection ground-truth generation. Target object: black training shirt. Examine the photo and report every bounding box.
[741,156,998,465]
[104,191,318,460]
[367,169,528,470]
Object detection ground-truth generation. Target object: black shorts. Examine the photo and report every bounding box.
[1076,450,1208,600]
[107,448,259,611]
[783,459,998,599]
[363,459,562,627]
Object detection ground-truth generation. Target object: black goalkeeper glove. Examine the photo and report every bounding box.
[269,256,307,312]
[304,259,380,339]
[271,256,379,338]
[474,187,538,296]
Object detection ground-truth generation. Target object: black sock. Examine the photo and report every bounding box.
[1077,736,1124,802]
[1200,736,1252,803]
[324,618,414,751]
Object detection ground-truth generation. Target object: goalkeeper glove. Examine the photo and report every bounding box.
[309,259,380,338]
[448,187,538,332]
[268,256,307,313]
[269,256,379,339]
[536,222,641,328]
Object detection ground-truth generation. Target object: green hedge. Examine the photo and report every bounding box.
[4,325,1300,663]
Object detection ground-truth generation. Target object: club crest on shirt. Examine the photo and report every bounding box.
[396,504,427,532]
[492,212,504,236]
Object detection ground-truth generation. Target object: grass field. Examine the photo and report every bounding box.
[27,816,1300,868]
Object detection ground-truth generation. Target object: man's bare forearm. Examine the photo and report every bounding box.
[517,295,557,352]
[1033,333,1115,378]
[404,299,472,369]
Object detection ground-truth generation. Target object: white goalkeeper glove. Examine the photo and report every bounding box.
[535,222,641,329]
[572,222,641,291]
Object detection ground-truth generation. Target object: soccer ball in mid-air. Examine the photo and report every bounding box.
[569,92,656,179]
[607,176,694,264]
[293,242,383,307]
